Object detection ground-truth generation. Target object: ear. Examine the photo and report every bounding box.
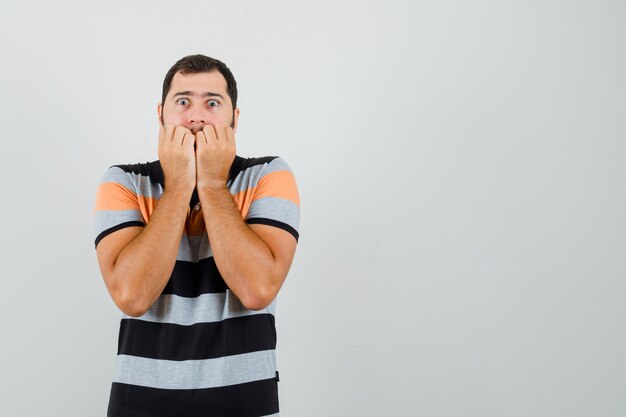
[157,103,164,126]
[233,108,240,134]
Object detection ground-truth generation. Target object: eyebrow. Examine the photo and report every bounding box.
[171,91,226,101]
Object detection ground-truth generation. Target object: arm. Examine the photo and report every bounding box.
[195,124,299,310]
[198,186,297,310]
[96,189,192,317]
[95,125,197,317]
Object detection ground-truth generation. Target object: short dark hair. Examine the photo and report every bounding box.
[161,54,238,110]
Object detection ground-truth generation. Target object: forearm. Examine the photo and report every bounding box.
[112,189,192,316]
[198,186,276,309]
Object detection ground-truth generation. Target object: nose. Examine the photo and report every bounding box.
[187,106,209,132]
[188,112,206,125]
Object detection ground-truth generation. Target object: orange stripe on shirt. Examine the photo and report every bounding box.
[94,182,157,222]
[231,170,300,219]
[94,182,139,211]
[232,186,256,220]
[252,170,300,205]
[137,194,158,224]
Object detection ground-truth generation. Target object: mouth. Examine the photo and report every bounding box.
[189,125,204,135]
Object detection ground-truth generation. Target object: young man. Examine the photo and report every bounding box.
[94,54,300,417]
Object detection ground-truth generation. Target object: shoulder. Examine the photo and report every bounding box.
[228,155,294,181]
[99,160,164,188]
[103,160,164,182]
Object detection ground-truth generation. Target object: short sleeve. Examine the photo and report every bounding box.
[93,166,146,248]
[245,157,301,241]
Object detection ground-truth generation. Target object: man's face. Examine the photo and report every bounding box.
[158,71,239,134]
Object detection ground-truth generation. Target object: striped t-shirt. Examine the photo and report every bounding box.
[93,155,300,417]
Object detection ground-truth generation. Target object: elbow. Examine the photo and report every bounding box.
[239,270,287,310]
[113,287,149,318]
[240,286,277,311]
[121,302,149,318]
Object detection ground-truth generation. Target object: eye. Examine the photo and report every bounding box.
[208,100,219,107]
[177,98,189,105]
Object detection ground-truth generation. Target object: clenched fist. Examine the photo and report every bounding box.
[194,124,236,190]
[158,125,196,194]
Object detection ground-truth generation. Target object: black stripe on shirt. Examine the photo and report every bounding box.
[246,217,299,241]
[107,376,279,417]
[111,160,164,183]
[118,314,277,360]
[113,156,277,186]
[113,156,279,209]
[95,221,145,248]
[161,257,228,297]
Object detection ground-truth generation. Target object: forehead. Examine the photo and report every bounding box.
[168,71,229,98]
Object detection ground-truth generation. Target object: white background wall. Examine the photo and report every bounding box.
[1,1,624,416]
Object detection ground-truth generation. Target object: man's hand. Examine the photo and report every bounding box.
[98,125,199,317]
[158,125,196,194]
[195,124,236,190]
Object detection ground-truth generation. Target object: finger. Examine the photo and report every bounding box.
[195,130,207,145]
[173,125,191,146]
[203,125,217,143]
[225,126,235,143]
[165,125,176,143]
[194,131,205,153]
[182,132,195,149]
[213,124,226,142]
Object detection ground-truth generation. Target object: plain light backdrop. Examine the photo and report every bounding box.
[1,0,624,416]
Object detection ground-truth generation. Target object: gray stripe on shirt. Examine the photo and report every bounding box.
[101,166,163,198]
[124,291,276,325]
[228,157,293,192]
[246,196,300,232]
[114,349,277,390]
[176,233,212,262]
[94,209,144,239]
